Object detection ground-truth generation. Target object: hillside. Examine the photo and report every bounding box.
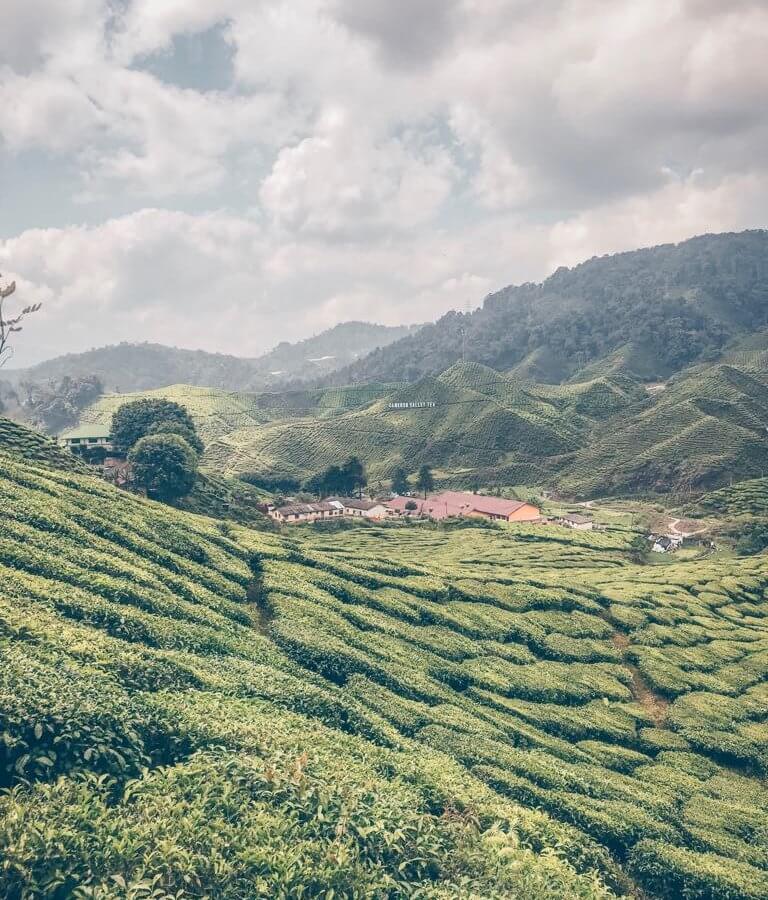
[78,363,636,486]
[5,322,417,393]
[75,351,768,495]
[322,231,768,387]
[2,444,768,897]
[0,417,87,472]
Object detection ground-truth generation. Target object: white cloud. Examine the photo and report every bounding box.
[1,0,767,365]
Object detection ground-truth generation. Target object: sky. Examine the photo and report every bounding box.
[1,0,767,367]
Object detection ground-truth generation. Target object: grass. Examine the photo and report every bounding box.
[3,423,768,897]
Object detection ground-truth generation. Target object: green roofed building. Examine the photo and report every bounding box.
[58,424,113,453]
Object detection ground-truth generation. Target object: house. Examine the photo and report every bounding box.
[651,535,674,553]
[59,424,113,456]
[327,497,391,519]
[559,513,594,531]
[269,502,342,524]
[385,491,541,522]
[103,457,133,488]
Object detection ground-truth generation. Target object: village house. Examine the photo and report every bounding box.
[269,502,342,524]
[558,513,594,531]
[59,424,113,455]
[385,491,541,522]
[327,497,391,519]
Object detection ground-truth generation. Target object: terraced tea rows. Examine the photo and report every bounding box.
[4,437,767,897]
[0,418,86,472]
[0,450,616,899]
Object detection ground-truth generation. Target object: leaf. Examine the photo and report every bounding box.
[34,723,43,740]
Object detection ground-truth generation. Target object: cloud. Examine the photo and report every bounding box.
[1,0,767,364]
[329,0,464,67]
[260,110,457,237]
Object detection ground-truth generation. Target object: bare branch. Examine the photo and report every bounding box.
[0,273,41,369]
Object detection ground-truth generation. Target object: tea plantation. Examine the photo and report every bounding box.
[74,353,768,495]
[2,436,768,897]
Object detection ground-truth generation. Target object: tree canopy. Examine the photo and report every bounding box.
[112,399,202,454]
[303,456,368,499]
[128,433,198,501]
[391,467,410,495]
[417,464,434,498]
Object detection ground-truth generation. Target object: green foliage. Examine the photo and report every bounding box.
[418,464,435,497]
[303,455,368,498]
[128,433,198,501]
[112,398,201,454]
[23,375,103,433]
[391,466,410,494]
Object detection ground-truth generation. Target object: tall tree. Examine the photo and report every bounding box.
[341,456,367,497]
[0,277,42,368]
[391,467,410,495]
[417,464,434,499]
[112,399,202,453]
[128,433,198,501]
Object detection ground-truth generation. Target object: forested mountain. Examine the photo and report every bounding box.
[5,322,417,393]
[322,231,768,386]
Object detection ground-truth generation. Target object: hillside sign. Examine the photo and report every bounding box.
[387,401,437,409]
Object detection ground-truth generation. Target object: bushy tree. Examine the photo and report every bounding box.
[341,456,367,497]
[417,464,434,499]
[112,399,201,453]
[391,467,410,495]
[128,433,198,501]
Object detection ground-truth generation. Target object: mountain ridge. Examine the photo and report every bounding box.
[3,321,419,393]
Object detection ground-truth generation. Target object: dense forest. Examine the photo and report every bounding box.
[322,231,768,386]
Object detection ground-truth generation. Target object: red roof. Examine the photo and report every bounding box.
[385,491,537,520]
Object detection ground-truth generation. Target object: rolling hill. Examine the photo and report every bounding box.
[2,428,768,897]
[4,322,417,393]
[321,230,768,388]
[75,349,768,496]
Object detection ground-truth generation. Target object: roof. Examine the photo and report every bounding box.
[655,536,673,548]
[562,513,592,524]
[59,425,112,440]
[274,502,336,516]
[327,496,383,510]
[385,491,538,520]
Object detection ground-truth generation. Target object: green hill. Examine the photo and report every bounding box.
[3,445,768,897]
[73,351,768,496]
[557,361,768,497]
[691,477,768,517]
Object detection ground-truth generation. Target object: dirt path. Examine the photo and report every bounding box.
[247,577,273,636]
[605,622,670,727]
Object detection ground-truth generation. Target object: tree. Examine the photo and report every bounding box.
[417,464,434,499]
[391,467,410,495]
[404,500,418,511]
[112,399,201,454]
[23,375,103,433]
[128,433,198,501]
[0,276,42,368]
[146,418,203,452]
[341,456,367,497]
